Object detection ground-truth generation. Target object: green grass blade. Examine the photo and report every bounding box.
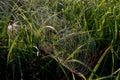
[7,35,19,64]
[88,45,111,80]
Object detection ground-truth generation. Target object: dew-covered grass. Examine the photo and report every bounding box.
[0,0,120,80]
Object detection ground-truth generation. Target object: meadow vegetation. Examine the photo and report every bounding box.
[0,0,120,80]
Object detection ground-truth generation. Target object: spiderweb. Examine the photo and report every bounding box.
[34,16,97,76]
